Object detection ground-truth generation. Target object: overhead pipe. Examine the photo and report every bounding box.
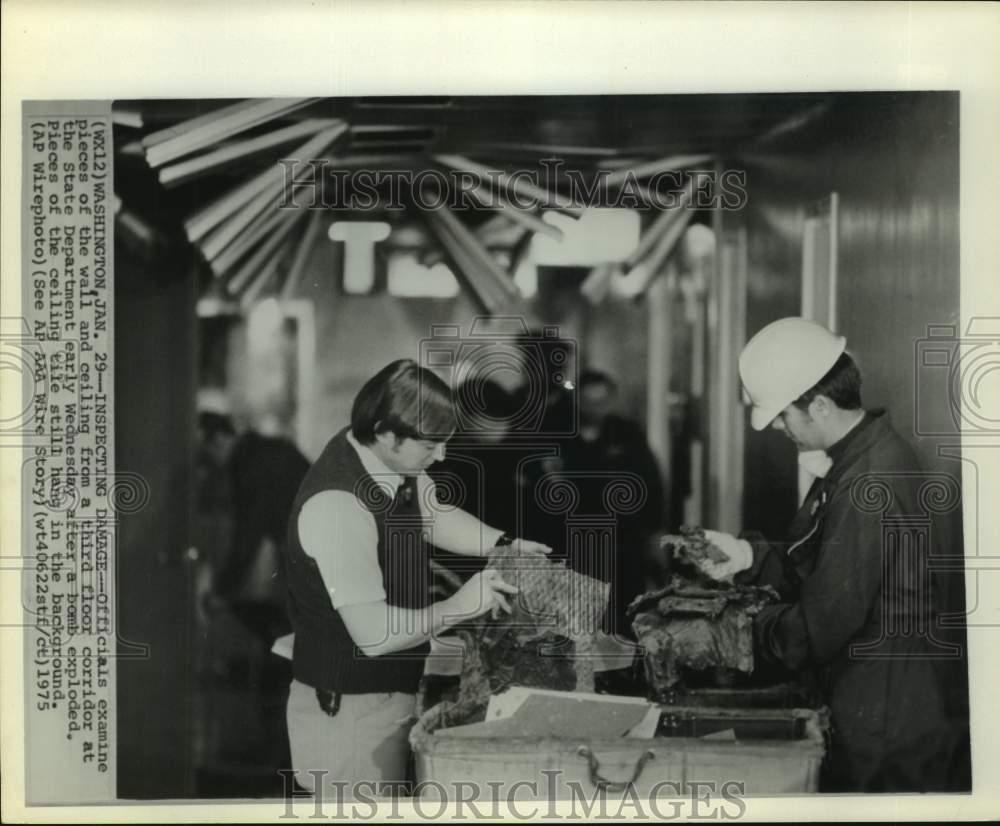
[201,186,282,263]
[603,177,660,208]
[423,213,503,314]
[596,156,643,170]
[422,209,511,314]
[580,262,617,306]
[467,141,619,158]
[350,124,434,134]
[645,208,696,276]
[478,220,529,251]
[467,183,564,241]
[328,152,419,168]
[143,100,260,149]
[622,177,696,271]
[430,211,512,311]
[186,165,279,244]
[603,153,713,187]
[209,204,288,277]
[280,211,325,301]
[419,213,506,268]
[224,209,304,295]
[184,122,346,242]
[472,212,512,239]
[116,209,164,249]
[626,206,696,298]
[238,237,294,311]
[751,100,833,147]
[343,142,430,156]
[159,118,341,187]
[434,153,584,218]
[112,108,143,129]
[205,182,318,274]
[421,213,530,269]
[118,141,145,158]
[428,205,520,302]
[145,98,318,167]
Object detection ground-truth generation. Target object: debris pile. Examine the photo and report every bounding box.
[442,547,610,727]
[629,528,778,697]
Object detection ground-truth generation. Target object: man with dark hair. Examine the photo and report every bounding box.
[282,359,549,795]
[792,351,863,413]
[697,318,966,792]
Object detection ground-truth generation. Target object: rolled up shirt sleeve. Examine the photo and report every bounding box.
[297,490,386,609]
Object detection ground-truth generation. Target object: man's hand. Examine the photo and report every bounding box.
[699,530,754,582]
[446,569,520,622]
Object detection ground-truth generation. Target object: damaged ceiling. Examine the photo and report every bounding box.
[111,93,837,312]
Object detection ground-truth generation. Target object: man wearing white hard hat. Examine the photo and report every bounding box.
[698,317,966,792]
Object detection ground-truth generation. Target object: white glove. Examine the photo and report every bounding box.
[700,530,754,582]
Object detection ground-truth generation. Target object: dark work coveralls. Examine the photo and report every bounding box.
[736,409,968,792]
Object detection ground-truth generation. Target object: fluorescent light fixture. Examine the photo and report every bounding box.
[387,254,460,298]
[531,208,640,266]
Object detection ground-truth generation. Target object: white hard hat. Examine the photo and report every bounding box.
[739,317,846,431]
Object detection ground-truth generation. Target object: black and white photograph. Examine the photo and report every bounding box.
[3,2,999,822]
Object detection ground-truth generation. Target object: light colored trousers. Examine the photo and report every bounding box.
[286,678,417,797]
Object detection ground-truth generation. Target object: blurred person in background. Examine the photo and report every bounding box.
[194,410,310,794]
[509,332,578,550]
[197,411,310,640]
[427,377,523,588]
[560,369,665,638]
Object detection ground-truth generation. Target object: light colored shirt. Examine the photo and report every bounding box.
[297,431,440,609]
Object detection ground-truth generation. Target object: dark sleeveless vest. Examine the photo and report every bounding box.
[284,427,431,694]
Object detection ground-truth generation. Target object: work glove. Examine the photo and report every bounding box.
[699,529,754,582]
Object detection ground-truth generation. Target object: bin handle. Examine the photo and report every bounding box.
[576,746,655,793]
